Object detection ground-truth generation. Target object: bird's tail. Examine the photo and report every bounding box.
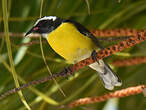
[89,60,122,90]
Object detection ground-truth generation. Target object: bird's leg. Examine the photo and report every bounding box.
[91,50,98,62]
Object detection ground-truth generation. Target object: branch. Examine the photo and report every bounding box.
[69,85,146,107]
[112,56,146,67]
[0,30,146,100]
[69,31,146,72]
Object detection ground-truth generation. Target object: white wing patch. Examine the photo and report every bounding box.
[34,16,57,26]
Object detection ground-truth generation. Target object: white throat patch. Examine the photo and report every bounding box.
[42,34,48,39]
[34,16,57,26]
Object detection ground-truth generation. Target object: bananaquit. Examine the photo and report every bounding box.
[25,16,122,90]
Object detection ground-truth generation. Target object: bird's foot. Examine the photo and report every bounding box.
[91,50,98,61]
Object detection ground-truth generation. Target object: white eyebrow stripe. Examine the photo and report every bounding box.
[34,16,57,26]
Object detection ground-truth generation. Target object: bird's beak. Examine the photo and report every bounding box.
[25,27,34,37]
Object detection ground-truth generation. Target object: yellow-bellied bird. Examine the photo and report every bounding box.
[25,16,122,90]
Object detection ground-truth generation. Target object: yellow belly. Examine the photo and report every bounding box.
[47,23,96,63]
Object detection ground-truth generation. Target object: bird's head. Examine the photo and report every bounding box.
[25,16,63,38]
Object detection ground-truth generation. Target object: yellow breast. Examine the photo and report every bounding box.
[47,22,96,63]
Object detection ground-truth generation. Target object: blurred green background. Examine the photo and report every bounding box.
[0,0,146,110]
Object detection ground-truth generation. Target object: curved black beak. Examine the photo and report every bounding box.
[25,27,34,37]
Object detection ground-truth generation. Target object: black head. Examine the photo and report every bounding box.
[25,16,63,37]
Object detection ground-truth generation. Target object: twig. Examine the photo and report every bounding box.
[0,31,131,47]
[19,36,130,46]
[0,29,142,38]
[0,70,69,100]
[69,85,146,107]
[90,29,141,37]
[143,88,146,97]
[0,30,146,100]
[19,40,47,46]
[0,32,39,38]
[112,56,146,67]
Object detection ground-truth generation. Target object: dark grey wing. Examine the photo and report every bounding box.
[63,19,104,49]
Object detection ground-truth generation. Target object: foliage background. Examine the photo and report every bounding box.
[0,0,146,110]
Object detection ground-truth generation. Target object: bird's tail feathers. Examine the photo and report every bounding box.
[89,60,122,90]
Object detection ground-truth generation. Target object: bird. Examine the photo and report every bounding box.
[25,16,122,90]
